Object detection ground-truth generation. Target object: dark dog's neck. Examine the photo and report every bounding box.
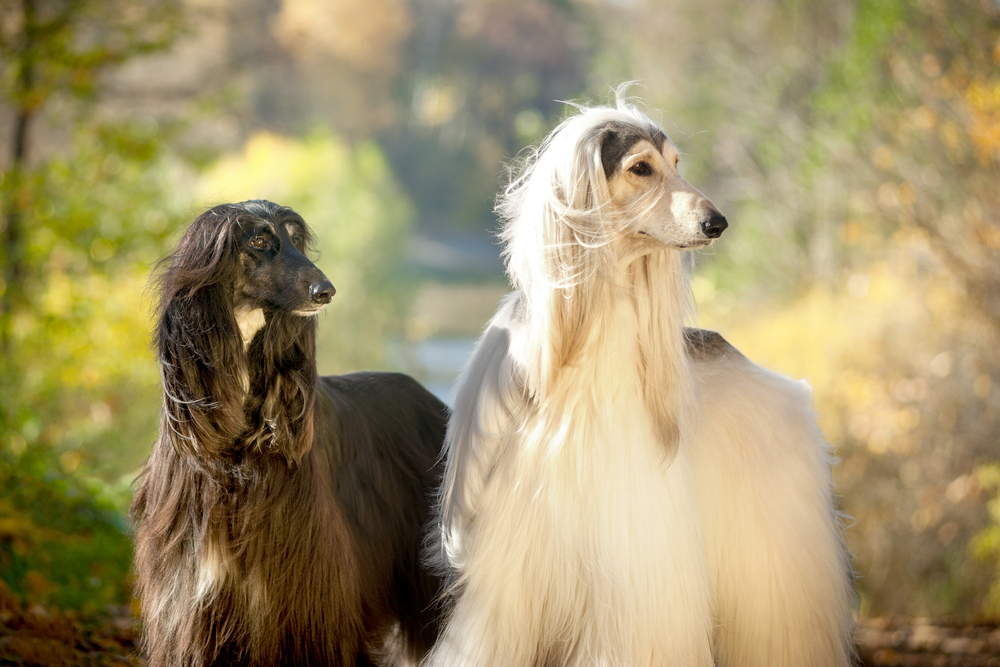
[236,312,318,464]
[150,309,325,564]
[157,296,319,469]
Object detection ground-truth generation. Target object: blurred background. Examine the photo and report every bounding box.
[0,0,998,626]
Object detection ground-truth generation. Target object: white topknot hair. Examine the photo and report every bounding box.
[497,85,669,297]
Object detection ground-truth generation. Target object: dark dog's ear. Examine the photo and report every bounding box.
[243,313,317,464]
[158,285,247,459]
[156,210,248,460]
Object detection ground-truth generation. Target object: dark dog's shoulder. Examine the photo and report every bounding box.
[320,372,449,417]
[683,328,744,362]
[325,371,426,395]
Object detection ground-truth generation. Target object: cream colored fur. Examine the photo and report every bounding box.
[426,93,855,667]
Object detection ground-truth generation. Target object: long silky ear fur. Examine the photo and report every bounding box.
[155,206,248,461]
[498,113,620,398]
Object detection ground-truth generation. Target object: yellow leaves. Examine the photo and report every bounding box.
[876,181,918,211]
[88,238,113,262]
[972,464,1000,616]
[199,131,358,209]
[274,0,412,75]
[41,272,73,318]
[912,105,936,132]
[413,83,461,127]
[15,263,158,433]
[872,144,895,170]
[966,80,1000,162]
[58,450,82,474]
[696,242,970,460]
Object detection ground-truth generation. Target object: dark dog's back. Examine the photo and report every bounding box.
[317,372,447,660]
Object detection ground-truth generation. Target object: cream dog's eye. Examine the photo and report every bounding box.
[629,161,652,176]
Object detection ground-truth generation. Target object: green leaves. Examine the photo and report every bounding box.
[0,449,133,613]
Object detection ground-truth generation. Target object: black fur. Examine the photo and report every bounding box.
[597,120,668,179]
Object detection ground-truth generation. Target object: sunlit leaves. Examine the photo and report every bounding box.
[0,119,188,481]
[274,0,411,75]
[966,80,1000,162]
[972,464,1000,617]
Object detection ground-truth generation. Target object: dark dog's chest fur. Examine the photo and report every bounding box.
[133,374,446,667]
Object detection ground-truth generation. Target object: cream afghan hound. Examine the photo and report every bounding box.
[425,95,855,667]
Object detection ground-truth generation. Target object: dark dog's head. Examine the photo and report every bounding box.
[155,200,329,464]
[232,200,335,318]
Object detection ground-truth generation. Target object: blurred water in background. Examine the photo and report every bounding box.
[387,280,509,406]
[390,337,478,407]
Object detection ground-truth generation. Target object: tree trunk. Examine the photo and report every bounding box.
[1,0,36,354]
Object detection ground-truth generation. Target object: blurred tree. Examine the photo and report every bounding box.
[274,0,412,75]
[385,0,594,233]
[0,0,189,611]
[252,0,597,235]
[0,0,182,348]
[818,0,999,616]
[0,0,188,478]
[867,0,1000,327]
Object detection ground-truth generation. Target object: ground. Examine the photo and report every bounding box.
[2,584,999,667]
[855,616,1000,667]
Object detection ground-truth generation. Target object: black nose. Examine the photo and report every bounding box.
[309,280,336,305]
[700,214,728,239]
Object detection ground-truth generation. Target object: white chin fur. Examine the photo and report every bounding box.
[292,303,329,317]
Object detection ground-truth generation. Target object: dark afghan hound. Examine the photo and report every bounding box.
[131,200,447,667]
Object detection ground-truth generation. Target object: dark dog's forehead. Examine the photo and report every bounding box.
[231,201,307,231]
[236,212,305,237]
[598,120,668,179]
[234,214,272,238]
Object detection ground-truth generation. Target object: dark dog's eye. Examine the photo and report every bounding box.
[250,236,269,250]
[629,161,652,177]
